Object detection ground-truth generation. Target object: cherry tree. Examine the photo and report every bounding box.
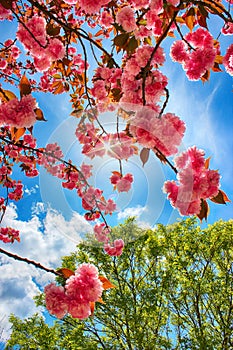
[0,0,232,320]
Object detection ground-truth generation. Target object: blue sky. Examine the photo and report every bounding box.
[0,12,233,343]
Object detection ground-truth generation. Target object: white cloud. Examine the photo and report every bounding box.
[24,184,39,196]
[117,205,147,220]
[0,203,92,341]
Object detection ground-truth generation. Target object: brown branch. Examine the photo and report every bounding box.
[142,9,179,105]
[159,87,170,118]
[0,247,60,275]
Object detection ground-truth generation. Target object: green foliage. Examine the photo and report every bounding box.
[6,218,233,349]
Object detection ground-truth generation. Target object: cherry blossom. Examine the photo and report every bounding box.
[44,283,68,319]
[44,263,103,319]
[116,6,137,33]
[0,227,20,243]
[223,44,233,76]
[0,95,37,128]
[163,147,220,216]
[104,239,125,256]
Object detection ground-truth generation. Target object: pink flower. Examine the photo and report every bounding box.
[107,133,135,160]
[186,28,213,48]
[116,173,133,192]
[100,10,113,28]
[79,0,109,14]
[0,3,11,20]
[0,227,20,243]
[34,55,51,72]
[184,47,216,81]
[17,16,47,55]
[222,22,233,35]
[150,0,163,13]
[104,198,117,214]
[110,172,134,192]
[174,147,205,171]
[91,80,107,100]
[163,147,220,216]
[94,223,110,243]
[80,163,92,179]
[63,0,76,4]
[223,44,233,76]
[46,38,65,61]
[116,6,137,33]
[146,10,163,35]
[130,108,185,156]
[66,263,103,303]
[68,300,91,319]
[0,95,37,128]
[130,0,150,9]
[170,41,189,63]
[171,29,216,80]
[0,59,7,69]
[104,239,124,256]
[44,283,68,319]
[76,263,99,279]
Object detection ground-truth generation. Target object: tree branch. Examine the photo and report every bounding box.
[0,247,60,275]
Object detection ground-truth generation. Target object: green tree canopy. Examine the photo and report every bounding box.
[6,218,233,349]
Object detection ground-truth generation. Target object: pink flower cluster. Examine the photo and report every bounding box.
[17,15,65,72]
[121,45,166,106]
[75,123,105,158]
[45,263,103,319]
[116,6,137,32]
[0,227,20,243]
[0,3,12,20]
[78,0,109,14]
[129,108,186,156]
[91,67,122,111]
[76,123,136,160]
[93,223,125,256]
[107,133,136,160]
[170,28,217,80]
[104,239,124,256]
[163,147,220,216]
[37,143,65,177]
[110,172,133,192]
[94,223,110,243]
[223,44,233,76]
[0,95,37,128]
[8,181,23,200]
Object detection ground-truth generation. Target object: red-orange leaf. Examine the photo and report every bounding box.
[10,127,26,142]
[99,276,116,290]
[196,199,209,222]
[212,62,222,73]
[210,190,231,204]
[111,171,121,177]
[57,268,75,279]
[0,89,17,102]
[90,301,95,316]
[204,157,211,169]
[97,297,105,304]
[185,7,196,32]
[35,108,47,121]
[89,298,106,316]
[19,75,31,97]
